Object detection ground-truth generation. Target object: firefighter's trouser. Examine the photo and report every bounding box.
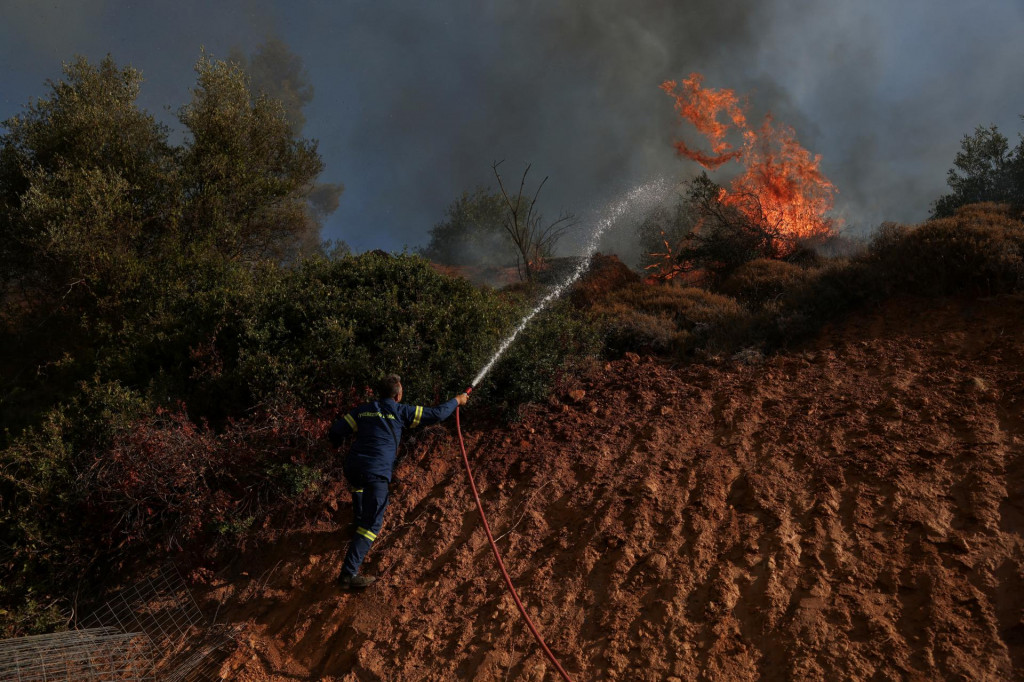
[340,473,389,577]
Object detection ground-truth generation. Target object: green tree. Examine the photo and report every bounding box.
[178,55,327,261]
[0,56,174,309]
[0,54,337,435]
[932,123,1024,218]
[419,187,511,267]
[229,38,344,242]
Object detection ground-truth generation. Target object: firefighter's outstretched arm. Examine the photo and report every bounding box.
[406,393,468,428]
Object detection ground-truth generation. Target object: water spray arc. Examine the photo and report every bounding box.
[455,180,670,680]
[470,178,670,389]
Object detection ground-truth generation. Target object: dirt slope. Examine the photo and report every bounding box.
[201,295,1024,681]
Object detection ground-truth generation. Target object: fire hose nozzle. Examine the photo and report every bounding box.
[465,386,474,395]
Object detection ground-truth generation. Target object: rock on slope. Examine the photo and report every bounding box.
[206,295,1024,681]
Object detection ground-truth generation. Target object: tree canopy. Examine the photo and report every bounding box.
[0,54,336,435]
[932,122,1024,218]
[419,187,511,267]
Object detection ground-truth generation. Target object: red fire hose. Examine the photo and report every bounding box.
[455,392,575,682]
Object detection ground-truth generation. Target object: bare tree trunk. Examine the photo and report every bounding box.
[492,161,575,282]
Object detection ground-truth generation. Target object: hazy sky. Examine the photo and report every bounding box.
[2,1,1023,255]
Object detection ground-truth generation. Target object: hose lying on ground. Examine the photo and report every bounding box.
[454,405,575,682]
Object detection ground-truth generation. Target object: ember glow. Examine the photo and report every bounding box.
[662,74,838,250]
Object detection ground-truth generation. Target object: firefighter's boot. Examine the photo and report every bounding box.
[338,573,376,589]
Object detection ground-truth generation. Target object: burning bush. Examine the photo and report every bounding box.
[654,73,838,279]
[645,174,827,285]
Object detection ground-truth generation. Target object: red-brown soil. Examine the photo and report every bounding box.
[200,295,1024,681]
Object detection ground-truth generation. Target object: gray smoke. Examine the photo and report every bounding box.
[2,1,1023,254]
[230,37,314,134]
[330,1,1024,252]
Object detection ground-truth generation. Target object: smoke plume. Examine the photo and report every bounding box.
[2,1,1023,254]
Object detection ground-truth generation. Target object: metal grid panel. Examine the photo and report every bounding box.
[0,565,238,681]
[0,627,153,681]
[81,565,206,656]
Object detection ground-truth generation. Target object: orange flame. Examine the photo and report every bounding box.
[662,74,837,250]
[660,74,746,169]
[643,230,678,281]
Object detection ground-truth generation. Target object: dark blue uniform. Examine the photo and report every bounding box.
[329,397,459,577]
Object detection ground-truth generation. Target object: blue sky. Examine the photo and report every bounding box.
[2,0,1023,257]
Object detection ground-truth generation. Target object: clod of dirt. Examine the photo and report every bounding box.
[567,389,586,403]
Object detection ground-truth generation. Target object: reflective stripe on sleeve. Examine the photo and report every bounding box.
[411,405,424,428]
[355,527,378,542]
[343,414,357,431]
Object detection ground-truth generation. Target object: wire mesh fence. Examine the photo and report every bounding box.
[80,564,205,668]
[0,565,238,681]
[0,627,152,681]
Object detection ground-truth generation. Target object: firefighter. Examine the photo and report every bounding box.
[328,374,469,589]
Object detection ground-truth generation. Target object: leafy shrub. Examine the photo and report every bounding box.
[0,391,344,634]
[481,298,601,411]
[85,401,339,553]
[183,251,600,414]
[600,306,689,356]
[593,282,749,356]
[0,381,152,635]
[718,258,809,308]
[602,282,745,327]
[748,259,880,348]
[870,203,1024,296]
[0,382,151,574]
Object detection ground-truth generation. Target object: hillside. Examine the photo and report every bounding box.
[201,294,1024,681]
